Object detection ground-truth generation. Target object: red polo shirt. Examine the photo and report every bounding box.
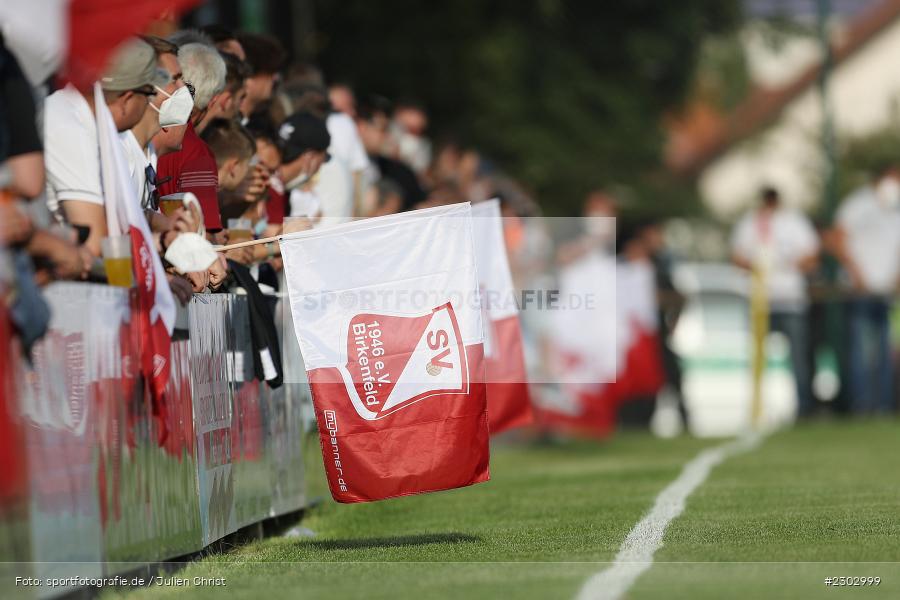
[266,175,286,225]
[156,122,223,231]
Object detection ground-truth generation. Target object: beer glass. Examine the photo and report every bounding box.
[101,235,134,288]
[228,218,253,243]
[159,193,185,217]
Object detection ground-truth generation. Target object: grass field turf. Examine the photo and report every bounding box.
[112,419,899,600]
[630,418,900,599]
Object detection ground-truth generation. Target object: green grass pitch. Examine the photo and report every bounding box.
[111,419,900,599]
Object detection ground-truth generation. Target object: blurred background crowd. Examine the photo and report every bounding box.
[2,0,899,437]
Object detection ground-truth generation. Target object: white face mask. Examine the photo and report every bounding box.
[284,170,310,190]
[150,85,194,127]
[584,214,615,240]
[876,178,900,209]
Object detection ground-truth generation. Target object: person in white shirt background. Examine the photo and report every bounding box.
[281,81,369,222]
[832,165,900,414]
[325,109,369,218]
[731,186,820,416]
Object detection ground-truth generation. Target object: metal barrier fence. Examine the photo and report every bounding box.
[0,282,308,598]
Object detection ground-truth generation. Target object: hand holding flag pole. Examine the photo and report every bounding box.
[214,216,314,251]
[214,235,281,252]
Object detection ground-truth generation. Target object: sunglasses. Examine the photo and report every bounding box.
[142,164,172,212]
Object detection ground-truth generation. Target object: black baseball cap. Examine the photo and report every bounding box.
[278,111,331,163]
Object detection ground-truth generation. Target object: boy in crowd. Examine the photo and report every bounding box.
[200,118,255,196]
[277,111,331,221]
[236,33,286,123]
[200,118,260,266]
[248,124,287,237]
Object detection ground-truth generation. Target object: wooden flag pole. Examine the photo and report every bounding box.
[214,235,281,252]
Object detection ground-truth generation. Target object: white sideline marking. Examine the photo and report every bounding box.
[576,432,763,600]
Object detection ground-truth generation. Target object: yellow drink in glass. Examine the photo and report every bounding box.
[159,198,183,216]
[228,229,253,243]
[104,257,134,288]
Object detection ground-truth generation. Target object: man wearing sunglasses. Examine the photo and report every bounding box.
[44,38,169,258]
[121,36,193,216]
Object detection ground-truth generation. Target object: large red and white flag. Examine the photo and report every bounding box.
[615,259,665,402]
[471,199,532,433]
[536,256,665,436]
[535,250,619,436]
[280,203,490,503]
[95,82,175,434]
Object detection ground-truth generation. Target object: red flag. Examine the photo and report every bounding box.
[534,349,619,438]
[307,304,488,502]
[95,83,176,442]
[536,251,619,436]
[280,204,490,503]
[535,254,664,435]
[615,261,665,403]
[66,0,199,90]
[482,315,532,432]
[471,200,532,433]
[0,301,27,506]
[617,320,666,401]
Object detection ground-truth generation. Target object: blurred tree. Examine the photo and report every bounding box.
[313,0,743,214]
[829,119,900,211]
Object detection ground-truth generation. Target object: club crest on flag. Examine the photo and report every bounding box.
[339,302,469,421]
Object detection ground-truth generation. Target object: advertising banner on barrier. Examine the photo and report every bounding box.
[471,199,532,433]
[19,284,107,592]
[228,297,270,529]
[2,282,306,593]
[189,295,236,545]
[281,203,490,503]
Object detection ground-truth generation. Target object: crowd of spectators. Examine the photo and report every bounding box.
[0,20,538,360]
[3,14,894,420]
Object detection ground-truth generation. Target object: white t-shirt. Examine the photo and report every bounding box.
[731,208,819,310]
[314,158,353,223]
[837,186,900,294]
[326,112,368,173]
[44,84,102,215]
[120,130,150,208]
[289,187,320,218]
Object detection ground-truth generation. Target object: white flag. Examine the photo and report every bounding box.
[280,203,490,503]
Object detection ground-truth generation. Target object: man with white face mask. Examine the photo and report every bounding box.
[156,40,227,233]
[834,165,900,414]
[122,36,194,215]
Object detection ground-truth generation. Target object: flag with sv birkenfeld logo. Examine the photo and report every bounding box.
[280,203,490,502]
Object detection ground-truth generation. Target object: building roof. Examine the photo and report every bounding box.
[666,0,900,175]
